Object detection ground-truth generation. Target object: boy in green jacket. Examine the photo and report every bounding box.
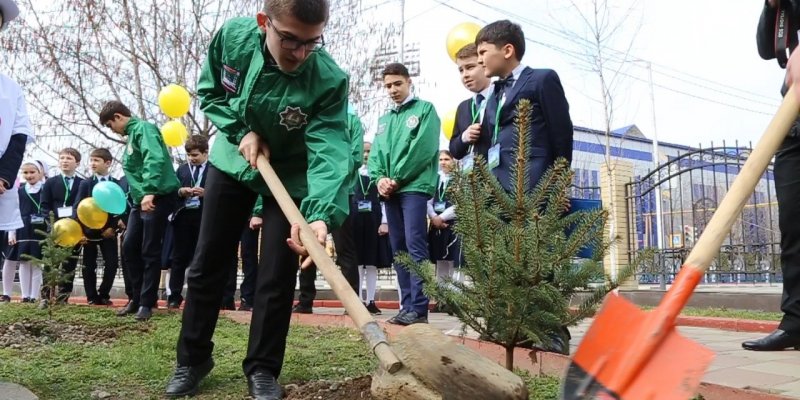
[368,62,440,326]
[99,100,180,321]
[164,1,351,399]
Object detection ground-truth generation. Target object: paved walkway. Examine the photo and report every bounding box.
[307,307,800,399]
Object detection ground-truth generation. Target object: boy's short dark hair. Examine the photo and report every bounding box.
[184,135,209,153]
[475,20,526,61]
[382,62,410,78]
[89,148,113,163]
[455,43,478,60]
[98,100,132,125]
[59,147,82,163]
[264,0,329,25]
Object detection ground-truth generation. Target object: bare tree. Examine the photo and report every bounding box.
[2,0,394,166]
[552,0,643,280]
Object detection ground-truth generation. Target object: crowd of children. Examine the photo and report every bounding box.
[1,18,571,339]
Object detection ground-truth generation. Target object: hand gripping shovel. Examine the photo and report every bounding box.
[255,154,528,400]
[561,87,800,400]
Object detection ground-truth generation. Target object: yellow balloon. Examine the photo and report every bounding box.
[158,84,191,118]
[162,120,189,147]
[53,218,83,247]
[441,109,457,140]
[446,22,482,62]
[77,198,108,230]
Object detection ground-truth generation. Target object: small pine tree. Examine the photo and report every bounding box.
[23,213,77,319]
[403,99,633,370]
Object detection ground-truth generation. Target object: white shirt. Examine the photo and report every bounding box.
[504,63,527,90]
[189,162,207,186]
[0,73,33,157]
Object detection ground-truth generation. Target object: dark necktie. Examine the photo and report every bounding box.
[65,176,73,188]
[476,93,484,107]
[192,166,200,184]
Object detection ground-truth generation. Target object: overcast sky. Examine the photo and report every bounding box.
[380,0,786,149]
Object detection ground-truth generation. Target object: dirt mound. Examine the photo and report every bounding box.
[285,375,374,400]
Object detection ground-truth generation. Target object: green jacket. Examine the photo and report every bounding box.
[346,113,365,195]
[122,117,180,204]
[368,98,440,196]
[198,17,350,228]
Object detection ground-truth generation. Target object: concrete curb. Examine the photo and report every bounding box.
[223,311,794,400]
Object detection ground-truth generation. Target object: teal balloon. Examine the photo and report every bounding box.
[92,181,127,215]
[347,103,356,115]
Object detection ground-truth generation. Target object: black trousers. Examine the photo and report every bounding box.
[169,210,202,303]
[124,194,176,308]
[82,236,119,301]
[239,227,259,305]
[118,232,133,300]
[176,165,300,378]
[776,136,800,332]
[41,244,80,299]
[297,202,359,306]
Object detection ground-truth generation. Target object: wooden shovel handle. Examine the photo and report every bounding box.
[684,86,799,272]
[255,154,402,374]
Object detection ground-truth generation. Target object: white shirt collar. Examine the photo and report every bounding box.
[399,94,414,107]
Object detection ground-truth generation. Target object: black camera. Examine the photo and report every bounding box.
[758,0,800,68]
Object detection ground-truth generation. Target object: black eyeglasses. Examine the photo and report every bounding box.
[267,17,325,52]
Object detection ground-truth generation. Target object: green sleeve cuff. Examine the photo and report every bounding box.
[305,213,331,228]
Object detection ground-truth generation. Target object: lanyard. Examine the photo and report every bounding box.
[491,93,504,146]
[470,97,487,124]
[358,175,373,196]
[25,188,41,214]
[437,177,449,202]
[62,176,72,206]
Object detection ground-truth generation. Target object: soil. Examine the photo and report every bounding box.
[0,319,145,350]
[285,375,374,400]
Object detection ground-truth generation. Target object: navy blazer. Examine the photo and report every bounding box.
[482,67,573,193]
[448,97,493,160]
[75,176,121,233]
[174,162,208,214]
[40,174,84,220]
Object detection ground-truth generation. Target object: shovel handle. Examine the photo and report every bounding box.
[684,86,798,272]
[254,154,402,374]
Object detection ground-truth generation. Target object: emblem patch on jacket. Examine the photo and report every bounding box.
[376,123,386,135]
[279,106,309,131]
[221,64,240,93]
[406,115,419,129]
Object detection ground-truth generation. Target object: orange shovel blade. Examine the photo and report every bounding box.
[560,292,715,400]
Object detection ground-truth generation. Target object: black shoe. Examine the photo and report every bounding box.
[529,327,571,355]
[292,303,313,314]
[165,358,214,397]
[387,309,408,325]
[366,301,382,315]
[87,297,100,305]
[247,370,284,400]
[55,294,69,305]
[395,310,428,326]
[96,298,113,306]
[220,299,236,311]
[134,306,152,321]
[21,297,31,303]
[0,295,11,303]
[238,299,252,312]
[742,329,800,351]
[167,300,181,310]
[116,301,139,316]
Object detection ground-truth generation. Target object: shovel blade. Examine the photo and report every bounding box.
[560,292,714,400]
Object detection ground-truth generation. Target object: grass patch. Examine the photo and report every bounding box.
[0,304,375,399]
[0,304,559,399]
[678,306,782,321]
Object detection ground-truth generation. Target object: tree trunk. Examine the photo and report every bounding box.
[505,345,515,370]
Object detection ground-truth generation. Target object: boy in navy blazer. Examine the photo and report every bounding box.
[475,20,573,193]
[75,148,120,306]
[40,147,84,303]
[167,135,209,309]
[448,43,493,163]
[475,20,574,355]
